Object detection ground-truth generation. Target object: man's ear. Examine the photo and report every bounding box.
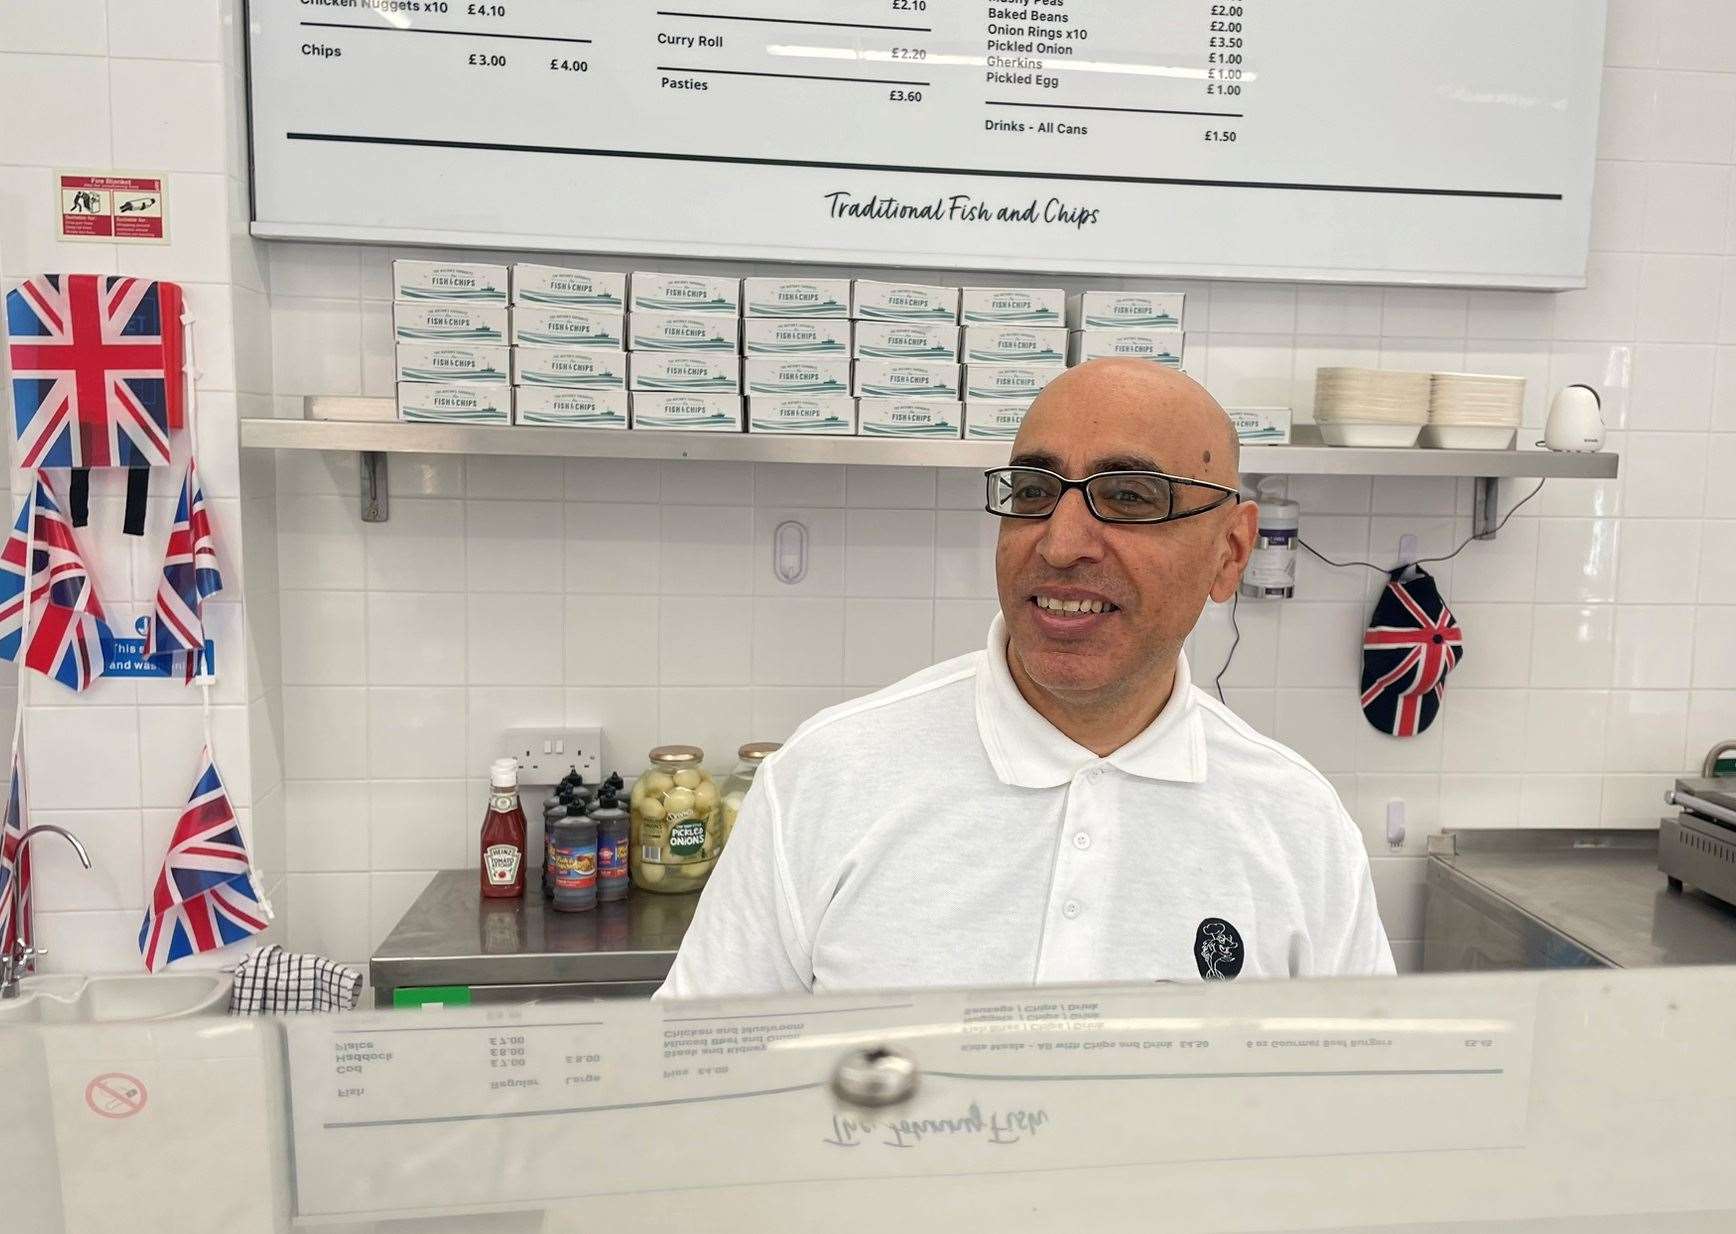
[1209,498,1259,604]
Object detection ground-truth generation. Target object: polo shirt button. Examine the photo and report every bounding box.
[1062,899,1082,919]
[1072,832,1091,851]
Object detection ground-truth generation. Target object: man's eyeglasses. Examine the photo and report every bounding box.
[983,466,1240,525]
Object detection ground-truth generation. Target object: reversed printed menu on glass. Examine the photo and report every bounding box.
[248,1,1602,287]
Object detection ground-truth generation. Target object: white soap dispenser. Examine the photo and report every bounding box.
[1543,384,1605,452]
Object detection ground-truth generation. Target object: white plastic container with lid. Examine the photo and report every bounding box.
[1240,478,1300,600]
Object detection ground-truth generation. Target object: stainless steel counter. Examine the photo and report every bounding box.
[369,870,700,1007]
[1424,828,1736,971]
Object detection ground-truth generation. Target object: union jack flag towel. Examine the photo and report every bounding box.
[0,475,113,692]
[1361,567,1465,738]
[139,748,269,972]
[143,461,223,679]
[4,274,182,469]
[0,743,31,959]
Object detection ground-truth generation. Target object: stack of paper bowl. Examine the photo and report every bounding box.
[1313,367,1430,447]
[1422,372,1524,449]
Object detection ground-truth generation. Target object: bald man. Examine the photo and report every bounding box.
[660,360,1393,996]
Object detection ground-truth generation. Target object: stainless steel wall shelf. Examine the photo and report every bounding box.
[240,400,1621,533]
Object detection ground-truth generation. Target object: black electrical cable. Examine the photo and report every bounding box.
[1214,479,1547,698]
[1214,589,1240,705]
[1297,479,1547,574]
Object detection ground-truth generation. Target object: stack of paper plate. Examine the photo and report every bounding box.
[1313,367,1430,447]
[1423,372,1524,449]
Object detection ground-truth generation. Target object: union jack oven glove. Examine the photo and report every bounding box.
[1360,566,1464,738]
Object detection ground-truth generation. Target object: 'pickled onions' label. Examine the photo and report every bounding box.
[667,810,706,858]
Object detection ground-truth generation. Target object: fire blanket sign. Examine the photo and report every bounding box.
[56,170,168,243]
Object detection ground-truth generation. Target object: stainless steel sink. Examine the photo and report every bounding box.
[0,972,231,1024]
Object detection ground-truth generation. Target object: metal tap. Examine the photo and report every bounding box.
[1,825,92,999]
[1702,739,1736,779]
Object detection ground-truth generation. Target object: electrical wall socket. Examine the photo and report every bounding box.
[501,727,602,787]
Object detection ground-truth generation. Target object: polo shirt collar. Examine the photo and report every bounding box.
[974,614,1209,789]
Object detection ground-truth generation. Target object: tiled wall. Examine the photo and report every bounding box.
[0,0,284,973]
[266,3,1736,973]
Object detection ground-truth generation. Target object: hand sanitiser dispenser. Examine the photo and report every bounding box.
[1240,478,1299,601]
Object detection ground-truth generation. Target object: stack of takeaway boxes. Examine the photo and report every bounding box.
[391,260,1190,437]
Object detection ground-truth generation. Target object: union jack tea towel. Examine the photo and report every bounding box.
[5,274,183,469]
[1361,567,1464,738]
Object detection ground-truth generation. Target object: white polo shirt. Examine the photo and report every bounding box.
[659,616,1394,998]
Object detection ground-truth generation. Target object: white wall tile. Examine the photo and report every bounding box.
[280,592,365,685]
[660,505,752,595]
[1524,690,1610,772]
[659,461,754,506]
[1613,604,1697,688]
[755,463,845,508]
[109,57,227,173]
[749,687,841,743]
[1294,286,1382,334]
[28,810,143,912]
[368,687,464,779]
[1605,690,1690,772]
[1637,252,1724,342]
[1615,519,1703,603]
[657,688,754,773]
[1439,774,1521,828]
[659,597,754,686]
[467,594,561,686]
[465,457,565,501]
[364,592,465,685]
[370,870,437,950]
[285,780,371,873]
[283,687,367,779]
[0,54,111,165]
[566,687,660,773]
[1356,710,1445,774]
[1535,518,1621,602]
[1692,606,1736,685]
[1381,288,1467,338]
[1604,0,1659,68]
[278,494,367,591]
[1368,857,1428,940]
[1,0,107,54]
[369,781,468,867]
[565,457,661,503]
[1553,253,1641,340]
[846,466,936,509]
[25,706,141,809]
[1629,343,1716,429]
[365,499,465,591]
[285,872,370,964]
[1466,291,1555,340]
[1211,283,1296,334]
[1528,605,1615,688]
[566,595,659,686]
[465,501,563,589]
[1518,774,1605,828]
[846,508,936,599]
[933,510,998,600]
[1447,604,1535,689]
[1273,688,1363,774]
[1641,165,1732,258]
[107,0,222,60]
[136,702,251,808]
[934,598,998,662]
[750,598,844,686]
[32,910,148,976]
[1589,159,1649,252]
[1686,689,1736,763]
[1622,431,1710,516]
[1274,603,1362,688]
[1595,68,1656,160]
[270,298,360,396]
[566,502,660,594]
[843,599,934,687]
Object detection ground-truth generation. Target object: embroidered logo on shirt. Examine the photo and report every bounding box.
[1194,918,1244,981]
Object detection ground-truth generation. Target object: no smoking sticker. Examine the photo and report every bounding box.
[84,1072,148,1119]
[56,170,168,243]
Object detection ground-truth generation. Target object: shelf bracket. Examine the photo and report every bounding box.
[360,450,389,523]
[1472,476,1499,541]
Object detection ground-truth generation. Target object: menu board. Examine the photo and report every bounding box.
[286,982,1535,1221]
[245,1,1604,288]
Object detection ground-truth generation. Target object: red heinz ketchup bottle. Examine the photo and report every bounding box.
[480,758,528,898]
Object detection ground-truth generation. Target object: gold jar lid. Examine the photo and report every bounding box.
[738,742,781,763]
[648,744,704,765]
